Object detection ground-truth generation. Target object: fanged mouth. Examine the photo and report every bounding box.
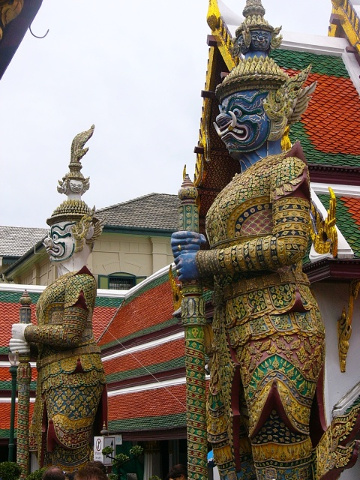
[45,244,62,257]
[222,126,249,141]
[214,111,250,141]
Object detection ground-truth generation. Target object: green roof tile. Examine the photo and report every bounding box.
[109,413,186,433]
[106,357,185,383]
[290,123,360,168]
[271,49,349,77]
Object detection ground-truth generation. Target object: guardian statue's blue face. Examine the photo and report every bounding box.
[214,90,270,159]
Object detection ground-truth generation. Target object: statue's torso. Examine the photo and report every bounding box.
[204,153,324,347]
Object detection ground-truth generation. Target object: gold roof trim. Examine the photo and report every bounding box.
[329,0,360,54]
[194,1,238,188]
[207,0,237,71]
[0,0,24,40]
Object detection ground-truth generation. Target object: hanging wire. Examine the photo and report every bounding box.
[103,326,187,409]
[29,22,49,39]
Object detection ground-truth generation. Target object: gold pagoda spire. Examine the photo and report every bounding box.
[242,0,265,19]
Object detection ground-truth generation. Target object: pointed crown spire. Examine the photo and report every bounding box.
[242,0,265,20]
[215,1,316,141]
[47,125,96,226]
[232,0,282,58]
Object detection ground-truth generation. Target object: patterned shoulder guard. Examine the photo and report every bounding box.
[64,271,96,310]
[271,154,310,202]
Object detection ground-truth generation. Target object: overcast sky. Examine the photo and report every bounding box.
[0,0,332,228]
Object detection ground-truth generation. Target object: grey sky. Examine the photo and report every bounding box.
[0,0,332,228]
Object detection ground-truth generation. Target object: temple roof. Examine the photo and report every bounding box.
[96,193,179,232]
[0,226,47,257]
[271,48,360,168]
[99,267,187,438]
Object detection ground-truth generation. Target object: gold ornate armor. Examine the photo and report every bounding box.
[197,147,325,479]
[25,267,105,469]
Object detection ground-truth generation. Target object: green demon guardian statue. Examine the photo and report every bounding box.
[172,2,325,479]
[10,125,106,471]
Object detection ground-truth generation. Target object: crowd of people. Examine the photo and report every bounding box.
[42,461,108,480]
[41,462,187,480]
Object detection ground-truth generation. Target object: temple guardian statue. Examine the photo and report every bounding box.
[10,125,106,471]
[172,2,325,479]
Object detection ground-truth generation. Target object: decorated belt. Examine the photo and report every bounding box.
[37,343,101,369]
[223,270,309,299]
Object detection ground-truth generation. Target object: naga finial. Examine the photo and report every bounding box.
[70,124,95,164]
[47,125,101,232]
[57,125,94,199]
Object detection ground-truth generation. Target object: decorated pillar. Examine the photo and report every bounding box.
[16,291,32,479]
[177,173,208,480]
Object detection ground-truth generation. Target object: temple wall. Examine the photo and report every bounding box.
[91,232,173,279]
[311,282,360,421]
[310,282,360,478]
[8,232,173,287]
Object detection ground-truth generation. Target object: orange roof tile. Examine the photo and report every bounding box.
[104,338,184,375]
[108,384,186,421]
[341,197,360,226]
[99,280,174,347]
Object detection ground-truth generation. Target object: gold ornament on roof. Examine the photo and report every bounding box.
[338,280,360,373]
[310,187,338,257]
[0,0,24,40]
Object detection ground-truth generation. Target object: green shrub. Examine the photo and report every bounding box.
[25,467,47,480]
[0,462,22,480]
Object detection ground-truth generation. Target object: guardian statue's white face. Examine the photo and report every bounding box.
[43,221,76,263]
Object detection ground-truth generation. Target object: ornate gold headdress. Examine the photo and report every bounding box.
[47,125,103,247]
[216,0,316,141]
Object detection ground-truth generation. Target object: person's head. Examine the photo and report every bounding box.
[74,466,107,480]
[42,467,65,480]
[167,464,187,480]
[85,462,106,474]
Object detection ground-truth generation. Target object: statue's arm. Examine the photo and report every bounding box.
[196,158,310,277]
[24,274,95,348]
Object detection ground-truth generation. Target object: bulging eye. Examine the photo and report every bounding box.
[232,108,242,117]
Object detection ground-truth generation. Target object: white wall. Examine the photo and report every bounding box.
[311,281,360,478]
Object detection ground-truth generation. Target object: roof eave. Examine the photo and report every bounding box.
[0,0,43,80]
[102,225,175,236]
[309,164,360,186]
[304,259,360,283]
[4,238,46,277]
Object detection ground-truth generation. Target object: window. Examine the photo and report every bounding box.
[98,272,144,290]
